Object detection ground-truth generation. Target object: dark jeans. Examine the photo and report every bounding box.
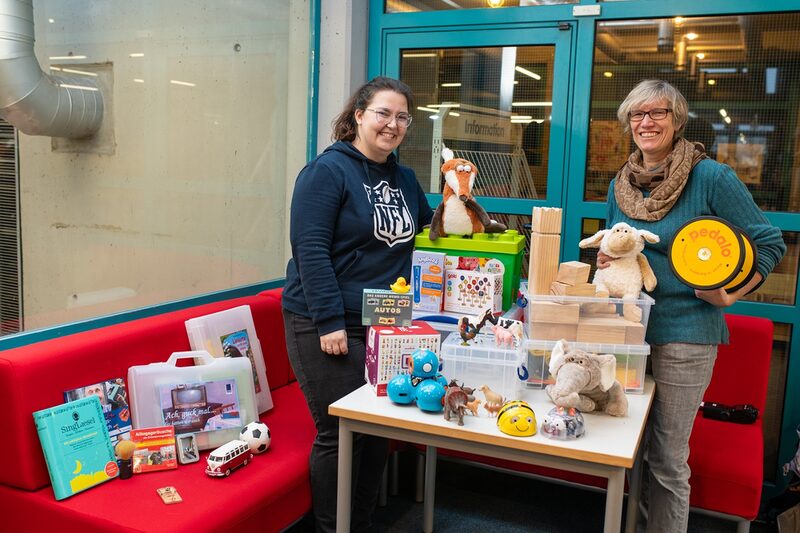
[283,308,389,533]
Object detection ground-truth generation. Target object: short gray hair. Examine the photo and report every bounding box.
[617,79,689,136]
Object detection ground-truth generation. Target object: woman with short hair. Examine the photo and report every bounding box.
[601,79,785,532]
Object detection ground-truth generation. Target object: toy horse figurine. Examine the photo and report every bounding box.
[429,147,506,240]
[458,308,498,345]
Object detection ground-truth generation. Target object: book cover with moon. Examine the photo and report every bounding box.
[33,395,118,500]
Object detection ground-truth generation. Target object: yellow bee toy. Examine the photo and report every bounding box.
[496,400,537,437]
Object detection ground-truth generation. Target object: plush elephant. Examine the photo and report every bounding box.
[545,339,628,417]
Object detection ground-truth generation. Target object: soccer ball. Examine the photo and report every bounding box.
[240,421,271,454]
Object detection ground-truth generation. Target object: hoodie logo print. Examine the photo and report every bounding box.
[364,180,414,247]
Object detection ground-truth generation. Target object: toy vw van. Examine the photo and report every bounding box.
[205,439,253,477]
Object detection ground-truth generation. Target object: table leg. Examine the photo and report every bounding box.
[625,444,645,533]
[423,445,437,533]
[336,421,353,533]
[604,467,625,533]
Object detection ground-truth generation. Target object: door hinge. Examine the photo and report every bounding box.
[559,22,571,31]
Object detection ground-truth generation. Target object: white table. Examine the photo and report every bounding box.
[330,378,654,532]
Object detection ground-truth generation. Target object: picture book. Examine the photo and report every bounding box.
[33,395,118,500]
[220,329,263,394]
[130,426,178,473]
[64,377,131,446]
[158,378,242,436]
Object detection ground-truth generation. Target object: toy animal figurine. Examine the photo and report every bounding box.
[390,277,410,293]
[579,222,659,322]
[429,147,506,240]
[479,384,505,417]
[465,398,482,416]
[490,319,523,348]
[545,340,628,417]
[443,381,469,426]
[459,308,498,345]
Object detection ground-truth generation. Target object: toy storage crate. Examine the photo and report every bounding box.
[521,339,650,394]
[521,282,655,345]
[415,229,526,311]
[439,331,522,402]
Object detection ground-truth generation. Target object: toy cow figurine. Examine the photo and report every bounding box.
[429,147,506,240]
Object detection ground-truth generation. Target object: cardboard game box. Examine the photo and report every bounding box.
[362,288,413,326]
[444,269,504,315]
[411,250,446,312]
[365,321,441,396]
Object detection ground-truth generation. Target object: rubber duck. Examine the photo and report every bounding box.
[390,277,410,293]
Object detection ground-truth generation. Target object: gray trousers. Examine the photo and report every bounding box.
[283,308,389,533]
[643,343,718,533]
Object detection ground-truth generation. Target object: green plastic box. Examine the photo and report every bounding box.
[414,229,526,311]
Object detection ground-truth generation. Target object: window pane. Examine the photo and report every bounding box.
[386,0,577,13]
[400,47,553,200]
[16,1,309,332]
[587,14,800,212]
[740,231,798,306]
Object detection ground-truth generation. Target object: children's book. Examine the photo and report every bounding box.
[64,377,132,446]
[33,396,118,500]
[130,426,178,473]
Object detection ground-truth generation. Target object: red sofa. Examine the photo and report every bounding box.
[0,288,314,532]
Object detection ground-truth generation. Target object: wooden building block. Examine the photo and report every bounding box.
[529,322,578,342]
[576,316,628,344]
[551,282,598,297]
[528,232,560,295]
[556,261,591,286]
[532,207,563,234]
[528,300,580,324]
[624,320,646,344]
[568,283,597,296]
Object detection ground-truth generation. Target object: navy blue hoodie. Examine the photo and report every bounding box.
[282,141,434,335]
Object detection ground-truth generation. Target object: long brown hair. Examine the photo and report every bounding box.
[331,76,414,142]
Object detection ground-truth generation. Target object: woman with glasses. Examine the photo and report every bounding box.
[598,79,785,532]
[282,76,433,532]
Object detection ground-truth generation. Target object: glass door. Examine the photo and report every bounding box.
[383,26,573,275]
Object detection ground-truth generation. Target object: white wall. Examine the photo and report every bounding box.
[19,0,309,329]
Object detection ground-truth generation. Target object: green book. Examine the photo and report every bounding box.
[33,395,118,500]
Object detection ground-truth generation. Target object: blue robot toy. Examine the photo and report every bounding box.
[387,349,447,413]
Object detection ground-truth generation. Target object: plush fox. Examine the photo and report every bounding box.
[429,147,506,240]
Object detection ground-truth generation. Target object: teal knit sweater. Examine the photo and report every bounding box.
[607,159,786,346]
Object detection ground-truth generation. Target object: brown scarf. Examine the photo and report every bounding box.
[614,137,707,221]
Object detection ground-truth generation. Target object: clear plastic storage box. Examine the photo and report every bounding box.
[439,331,522,403]
[520,339,650,394]
[521,282,655,346]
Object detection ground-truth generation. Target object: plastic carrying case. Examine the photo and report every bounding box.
[128,351,258,451]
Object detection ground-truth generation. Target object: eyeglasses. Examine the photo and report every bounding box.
[629,108,671,122]
[364,108,413,128]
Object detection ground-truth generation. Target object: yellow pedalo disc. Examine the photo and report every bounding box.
[723,227,758,293]
[669,217,744,290]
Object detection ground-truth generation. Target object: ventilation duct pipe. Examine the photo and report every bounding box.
[0,0,103,138]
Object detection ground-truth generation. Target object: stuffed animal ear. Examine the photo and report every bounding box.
[548,339,570,376]
[596,354,617,391]
[441,146,454,162]
[638,229,660,244]
[578,230,608,249]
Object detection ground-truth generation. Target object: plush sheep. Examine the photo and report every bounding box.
[578,222,659,322]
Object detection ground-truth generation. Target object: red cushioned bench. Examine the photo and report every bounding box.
[0,288,314,532]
